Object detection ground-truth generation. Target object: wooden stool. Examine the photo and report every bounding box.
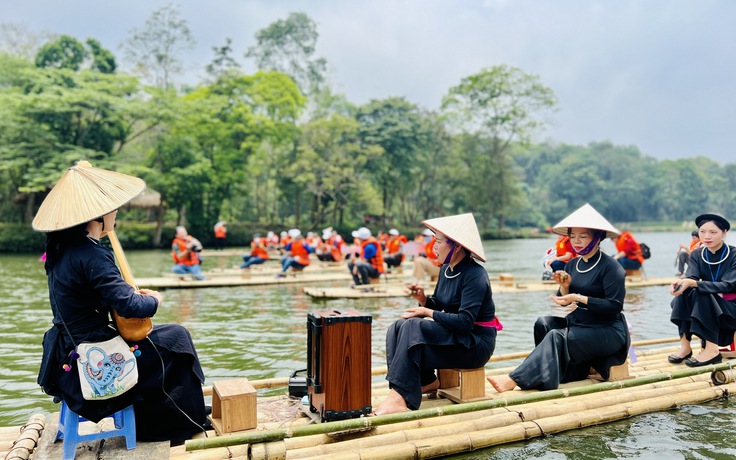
[210,379,257,435]
[607,360,631,381]
[437,368,486,403]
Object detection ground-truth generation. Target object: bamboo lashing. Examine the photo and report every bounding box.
[107,230,153,342]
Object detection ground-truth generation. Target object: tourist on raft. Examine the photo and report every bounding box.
[488,203,630,393]
[668,213,736,366]
[33,161,209,443]
[373,213,500,415]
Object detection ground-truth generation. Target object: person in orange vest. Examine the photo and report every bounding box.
[384,228,408,269]
[240,233,270,269]
[213,221,227,250]
[413,228,441,281]
[348,227,385,285]
[277,229,313,276]
[546,234,577,272]
[316,227,344,262]
[172,226,206,280]
[676,230,701,277]
[611,230,644,271]
[377,230,390,250]
[266,231,280,249]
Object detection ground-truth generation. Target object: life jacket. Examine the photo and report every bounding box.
[172,236,200,266]
[361,237,385,273]
[690,239,702,252]
[555,236,577,259]
[426,237,441,266]
[379,233,390,250]
[616,231,644,264]
[280,236,291,247]
[289,239,311,266]
[324,235,344,261]
[250,239,270,260]
[214,224,227,239]
[387,235,407,261]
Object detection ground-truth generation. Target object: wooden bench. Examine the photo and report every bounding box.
[436,368,487,403]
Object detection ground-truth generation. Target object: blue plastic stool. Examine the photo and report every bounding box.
[55,401,136,460]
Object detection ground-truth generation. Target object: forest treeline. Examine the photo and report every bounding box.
[1,7,734,248]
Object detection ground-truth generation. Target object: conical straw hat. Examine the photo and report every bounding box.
[551,203,620,238]
[32,161,146,232]
[422,213,486,262]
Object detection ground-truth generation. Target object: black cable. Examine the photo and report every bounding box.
[146,337,209,438]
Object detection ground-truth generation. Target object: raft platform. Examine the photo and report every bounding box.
[7,338,736,460]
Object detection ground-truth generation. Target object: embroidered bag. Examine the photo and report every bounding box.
[76,336,138,400]
[51,273,138,401]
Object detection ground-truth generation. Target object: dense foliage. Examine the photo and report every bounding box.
[1,9,734,249]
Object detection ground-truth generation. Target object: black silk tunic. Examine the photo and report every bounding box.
[671,245,736,345]
[384,255,497,409]
[37,234,207,442]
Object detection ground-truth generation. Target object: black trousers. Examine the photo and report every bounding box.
[671,288,736,346]
[347,261,379,285]
[509,316,626,391]
[385,318,495,410]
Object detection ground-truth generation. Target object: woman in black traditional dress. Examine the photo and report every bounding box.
[33,161,208,443]
[373,213,500,415]
[488,203,630,393]
[668,213,736,367]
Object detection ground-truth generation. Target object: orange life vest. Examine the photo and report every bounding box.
[387,235,407,261]
[555,236,577,259]
[172,237,200,266]
[214,224,227,239]
[290,239,311,266]
[361,237,385,274]
[615,231,644,264]
[251,239,270,260]
[426,237,441,266]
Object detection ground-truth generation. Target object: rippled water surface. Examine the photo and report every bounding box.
[2,231,734,458]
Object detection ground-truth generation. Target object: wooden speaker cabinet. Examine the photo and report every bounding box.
[307,309,372,422]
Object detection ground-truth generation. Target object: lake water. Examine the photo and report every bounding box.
[2,231,735,458]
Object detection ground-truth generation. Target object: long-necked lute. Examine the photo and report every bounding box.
[107,230,153,342]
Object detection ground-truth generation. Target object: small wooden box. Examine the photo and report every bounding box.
[210,379,257,434]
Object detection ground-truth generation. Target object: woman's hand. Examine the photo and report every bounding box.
[406,283,427,306]
[670,279,695,296]
[139,288,163,307]
[401,306,432,319]
[550,293,579,313]
[552,270,571,288]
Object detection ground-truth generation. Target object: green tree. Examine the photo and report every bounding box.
[85,38,116,73]
[245,12,327,95]
[205,38,240,80]
[35,35,87,70]
[356,97,426,227]
[289,114,378,228]
[120,3,195,89]
[442,65,557,230]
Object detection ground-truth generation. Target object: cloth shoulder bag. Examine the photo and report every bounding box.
[52,273,139,400]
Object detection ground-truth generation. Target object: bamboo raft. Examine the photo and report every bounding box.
[303,276,679,299]
[7,338,736,459]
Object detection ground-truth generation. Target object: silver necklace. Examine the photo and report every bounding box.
[444,265,462,279]
[701,244,730,265]
[575,250,602,274]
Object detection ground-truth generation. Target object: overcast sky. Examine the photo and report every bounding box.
[5,0,736,163]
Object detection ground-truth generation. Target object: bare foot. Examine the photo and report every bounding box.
[487,375,517,393]
[372,389,409,416]
[421,379,439,394]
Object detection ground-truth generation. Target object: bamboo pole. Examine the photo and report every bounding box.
[107,230,153,341]
[280,378,714,459]
[186,360,730,452]
[2,414,45,460]
[294,383,734,460]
